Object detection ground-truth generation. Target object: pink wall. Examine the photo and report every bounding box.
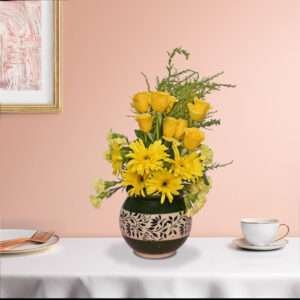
[1,0,300,237]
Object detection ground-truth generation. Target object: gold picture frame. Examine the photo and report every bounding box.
[0,1,61,113]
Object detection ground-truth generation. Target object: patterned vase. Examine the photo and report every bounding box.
[119,195,192,259]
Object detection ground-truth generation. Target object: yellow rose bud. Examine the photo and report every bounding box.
[135,113,153,133]
[187,97,211,121]
[132,92,151,113]
[150,91,171,112]
[174,118,188,140]
[163,117,178,138]
[183,128,205,150]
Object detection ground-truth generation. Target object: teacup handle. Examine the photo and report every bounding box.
[275,223,290,241]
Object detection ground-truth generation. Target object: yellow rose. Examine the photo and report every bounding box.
[174,118,188,140]
[150,91,172,112]
[132,92,151,113]
[183,128,205,150]
[135,113,153,133]
[166,95,177,113]
[187,97,211,121]
[163,117,178,138]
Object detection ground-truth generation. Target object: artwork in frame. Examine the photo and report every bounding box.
[0,0,60,113]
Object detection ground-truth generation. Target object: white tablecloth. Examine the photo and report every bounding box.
[1,237,300,298]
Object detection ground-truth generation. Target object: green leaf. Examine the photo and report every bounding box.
[135,129,153,146]
[134,129,147,142]
[134,129,143,139]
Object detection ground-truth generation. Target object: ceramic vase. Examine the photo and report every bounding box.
[119,195,192,259]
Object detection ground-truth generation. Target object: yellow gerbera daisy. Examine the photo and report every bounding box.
[171,144,203,181]
[122,170,147,197]
[146,170,183,204]
[127,140,169,175]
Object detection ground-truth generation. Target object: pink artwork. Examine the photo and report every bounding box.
[0,1,41,91]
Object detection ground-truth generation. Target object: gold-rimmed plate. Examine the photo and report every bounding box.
[234,238,288,251]
[0,229,59,255]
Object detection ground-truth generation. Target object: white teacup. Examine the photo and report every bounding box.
[241,218,289,246]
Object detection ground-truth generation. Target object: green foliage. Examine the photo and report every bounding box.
[194,118,221,129]
[134,129,146,141]
[205,161,234,171]
[153,112,163,140]
[155,47,235,119]
[202,172,210,186]
[135,129,152,146]
[141,72,151,91]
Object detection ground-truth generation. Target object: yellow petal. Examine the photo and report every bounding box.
[135,113,153,133]
[188,97,211,121]
[183,128,205,150]
[174,118,188,140]
[163,117,177,138]
[132,92,151,113]
[150,91,171,112]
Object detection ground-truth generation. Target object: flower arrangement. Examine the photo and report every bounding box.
[90,48,234,217]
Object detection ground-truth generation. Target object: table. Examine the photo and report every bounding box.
[1,238,300,298]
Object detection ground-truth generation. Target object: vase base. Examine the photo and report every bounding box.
[134,250,176,259]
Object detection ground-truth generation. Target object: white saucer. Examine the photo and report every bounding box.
[234,238,288,251]
[0,229,59,255]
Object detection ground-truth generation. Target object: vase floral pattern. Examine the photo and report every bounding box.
[120,209,192,241]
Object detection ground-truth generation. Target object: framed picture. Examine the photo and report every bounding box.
[0,0,60,113]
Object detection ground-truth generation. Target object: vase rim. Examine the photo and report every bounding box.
[127,195,183,201]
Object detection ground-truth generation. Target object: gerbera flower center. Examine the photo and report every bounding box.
[162,180,168,187]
